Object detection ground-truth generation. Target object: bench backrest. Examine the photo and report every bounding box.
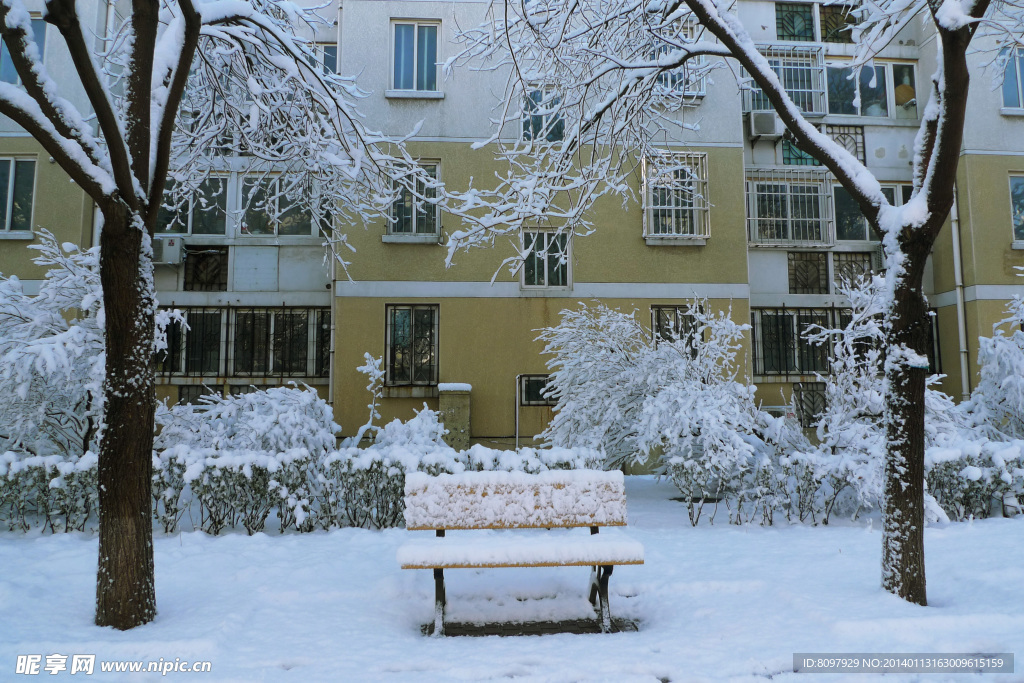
[403,470,628,530]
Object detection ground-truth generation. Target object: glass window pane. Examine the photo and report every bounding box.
[776,3,815,41]
[156,179,188,233]
[901,184,914,204]
[31,19,45,60]
[0,160,10,231]
[892,64,917,119]
[389,307,411,383]
[547,233,568,286]
[860,65,888,117]
[415,164,438,234]
[392,181,413,233]
[523,232,542,285]
[233,311,270,375]
[827,66,858,115]
[755,182,789,240]
[10,160,33,230]
[242,179,274,235]
[1004,51,1022,108]
[394,24,414,90]
[185,311,221,375]
[278,193,312,235]
[0,42,17,83]
[834,186,868,241]
[323,45,337,74]
[416,25,437,91]
[273,311,308,373]
[761,314,795,373]
[1011,176,1024,241]
[191,177,227,235]
[819,4,856,43]
[412,307,435,383]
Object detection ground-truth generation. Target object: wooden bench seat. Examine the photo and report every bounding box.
[398,470,644,635]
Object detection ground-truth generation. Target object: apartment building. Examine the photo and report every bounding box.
[1,0,1022,445]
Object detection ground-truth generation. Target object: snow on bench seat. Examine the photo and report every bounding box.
[403,469,628,530]
[398,529,645,569]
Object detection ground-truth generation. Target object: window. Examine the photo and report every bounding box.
[775,3,859,44]
[0,19,45,83]
[391,163,439,235]
[241,177,313,236]
[643,153,710,239]
[825,125,865,164]
[745,45,826,115]
[386,304,438,386]
[793,381,826,427]
[776,3,815,41]
[520,375,557,406]
[751,307,838,375]
[393,21,438,91]
[1011,176,1024,241]
[183,247,228,292]
[788,252,829,294]
[833,251,873,287]
[157,177,228,235]
[157,306,330,379]
[746,169,832,245]
[179,385,220,406]
[1003,48,1024,109]
[652,306,699,355]
[650,21,706,97]
[834,183,910,241]
[522,231,569,288]
[827,62,917,119]
[0,158,35,231]
[782,139,820,166]
[313,43,338,74]
[522,89,565,142]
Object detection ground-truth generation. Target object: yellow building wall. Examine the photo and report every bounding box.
[0,138,95,279]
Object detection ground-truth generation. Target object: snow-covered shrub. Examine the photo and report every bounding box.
[152,448,189,534]
[463,444,602,472]
[0,232,104,458]
[925,442,1024,520]
[963,299,1024,439]
[155,384,339,455]
[0,451,98,533]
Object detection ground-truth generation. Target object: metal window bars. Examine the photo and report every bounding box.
[642,153,710,238]
[743,44,826,115]
[156,306,331,380]
[793,381,827,427]
[385,304,439,386]
[750,306,844,376]
[746,168,834,246]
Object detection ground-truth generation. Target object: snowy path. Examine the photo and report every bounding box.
[1,477,1022,682]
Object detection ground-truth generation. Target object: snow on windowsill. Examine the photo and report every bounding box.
[1000,107,1024,117]
[1012,240,1024,251]
[382,234,440,244]
[385,90,445,100]
[0,231,33,240]
[438,383,472,392]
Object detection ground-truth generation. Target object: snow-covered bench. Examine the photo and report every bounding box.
[397,470,644,635]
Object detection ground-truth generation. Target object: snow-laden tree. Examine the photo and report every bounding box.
[0,230,103,458]
[539,301,763,471]
[0,0,449,629]
[963,298,1024,439]
[450,0,1019,605]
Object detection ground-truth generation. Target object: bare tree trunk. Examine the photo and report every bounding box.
[881,239,932,606]
[95,203,157,629]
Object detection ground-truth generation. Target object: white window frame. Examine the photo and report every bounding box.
[385,161,440,242]
[0,157,36,235]
[826,60,919,120]
[744,44,826,116]
[746,168,834,246]
[312,42,338,74]
[157,176,229,236]
[642,152,710,243]
[389,20,440,94]
[1002,48,1024,111]
[521,229,571,289]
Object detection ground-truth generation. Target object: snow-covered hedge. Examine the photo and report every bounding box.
[0,451,98,532]
[925,442,1024,520]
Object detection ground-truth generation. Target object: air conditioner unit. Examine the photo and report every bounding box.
[152,235,184,265]
[871,242,886,271]
[748,111,785,138]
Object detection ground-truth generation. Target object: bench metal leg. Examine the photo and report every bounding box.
[433,568,446,637]
[597,565,613,633]
[588,566,599,607]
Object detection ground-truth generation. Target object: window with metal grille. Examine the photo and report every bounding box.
[523,231,569,288]
[522,88,565,142]
[745,45,825,115]
[183,247,228,292]
[833,251,872,288]
[746,169,833,245]
[751,307,840,375]
[793,381,826,427]
[824,125,865,164]
[776,3,814,41]
[788,252,829,294]
[157,307,330,379]
[782,139,820,166]
[391,163,439,235]
[520,375,557,406]
[650,21,706,96]
[643,153,710,238]
[386,304,438,386]
[818,4,858,43]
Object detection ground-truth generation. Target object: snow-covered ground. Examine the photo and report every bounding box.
[1,477,1022,682]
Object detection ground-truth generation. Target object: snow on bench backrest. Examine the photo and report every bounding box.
[403,470,628,530]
